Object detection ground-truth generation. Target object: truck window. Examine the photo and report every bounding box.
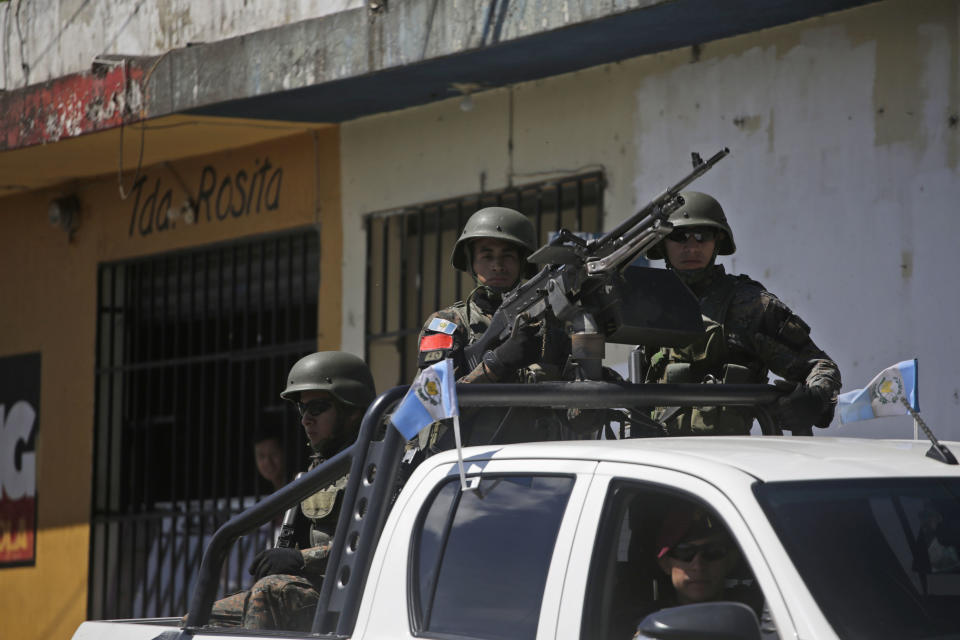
[411,475,575,640]
[755,478,960,640]
[581,482,767,640]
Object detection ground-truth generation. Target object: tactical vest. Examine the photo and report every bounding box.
[300,473,348,548]
[450,298,493,343]
[645,274,768,435]
[420,292,577,451]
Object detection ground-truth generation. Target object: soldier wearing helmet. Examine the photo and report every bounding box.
[209,352,375,631]
[642,192,841,435]
[418,207,553,383]
[415,207,585,451]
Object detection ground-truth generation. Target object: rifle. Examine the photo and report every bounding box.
[464,148,729,380]
[275,472,304,548]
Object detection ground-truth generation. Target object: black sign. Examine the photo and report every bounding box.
[0,352,40,567]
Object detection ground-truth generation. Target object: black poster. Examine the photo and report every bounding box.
[0,352,40,567]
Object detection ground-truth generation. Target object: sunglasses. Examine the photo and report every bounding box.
[666,541,731,563]
[666,228,716,244]
[296,398,334,417]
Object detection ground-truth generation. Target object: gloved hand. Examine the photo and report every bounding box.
[483,322,541,379]
[771,380,827,431]
[247,548,305,582]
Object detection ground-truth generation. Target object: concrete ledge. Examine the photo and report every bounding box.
[1,0,879,151]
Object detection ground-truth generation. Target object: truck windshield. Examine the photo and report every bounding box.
[755,478,960,640]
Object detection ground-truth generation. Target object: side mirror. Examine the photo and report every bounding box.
[635,601,762,640]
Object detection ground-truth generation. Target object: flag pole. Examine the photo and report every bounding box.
[914,416,919,441]
[901,397,957,464]
[451,415,474,491]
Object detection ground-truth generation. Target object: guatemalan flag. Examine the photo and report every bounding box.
[838,359,919,424]
[390,359,459,439]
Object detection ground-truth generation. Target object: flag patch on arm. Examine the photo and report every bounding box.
[427,317,457,334]
[420,333,453,351]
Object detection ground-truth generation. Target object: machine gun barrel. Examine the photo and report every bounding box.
[463,148,729,372]
[595,147,730,250]
[586,147,729,274]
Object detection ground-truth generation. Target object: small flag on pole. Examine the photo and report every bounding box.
[838,359,919,424]
[390,359,475,490]
[390,359,459,439]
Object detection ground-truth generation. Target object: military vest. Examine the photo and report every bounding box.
[645,273,767,435]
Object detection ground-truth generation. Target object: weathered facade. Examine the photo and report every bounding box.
[1,0,958,637]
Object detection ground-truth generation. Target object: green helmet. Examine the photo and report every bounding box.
[645,191,736,260]
[280,351,376,409]
[450,207,538,277]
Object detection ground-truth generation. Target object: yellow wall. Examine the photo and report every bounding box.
[0,127,341,639]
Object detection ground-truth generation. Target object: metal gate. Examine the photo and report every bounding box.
[89,228,319,619]
[364,173,604,388]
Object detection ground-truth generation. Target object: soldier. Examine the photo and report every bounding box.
[415,207,590,450]
[208,351,376,631]
[652,505,751,609]
[419,207,546,381]
[642,192,841,435]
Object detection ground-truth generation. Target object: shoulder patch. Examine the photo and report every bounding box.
[420,333,453,352]
[428,317,457,334]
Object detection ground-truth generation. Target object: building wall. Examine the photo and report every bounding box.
[0,0,363,90]
[341,0,960,439]
[0,128,341,638]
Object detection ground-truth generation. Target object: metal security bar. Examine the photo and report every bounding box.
[364,173,604,388]
[89,229,320,620]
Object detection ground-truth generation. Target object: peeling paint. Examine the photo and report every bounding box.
[0,65,144,151]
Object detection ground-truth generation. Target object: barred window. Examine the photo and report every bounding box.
[89,229,319,619]
[364,173,603,389]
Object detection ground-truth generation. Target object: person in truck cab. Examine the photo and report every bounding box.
[207,351,376,631]
[642,192,841,435]
[652,505,756,609]
[620,502,763,638]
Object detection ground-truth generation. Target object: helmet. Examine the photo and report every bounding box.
[450,207,538,276]
[280,351,376,408]
[645,192,736,260]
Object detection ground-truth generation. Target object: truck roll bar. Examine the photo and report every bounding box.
[182,381,785,636]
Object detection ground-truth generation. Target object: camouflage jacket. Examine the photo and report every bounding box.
[415,286,594,450]
[417,285,569,383]
[645,265,841,434]
[208,451,342,630]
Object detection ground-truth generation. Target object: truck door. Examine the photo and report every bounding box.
[556,463,797,640]
[354,458,597,640]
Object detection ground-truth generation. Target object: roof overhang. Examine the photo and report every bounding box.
[0,0,880,195]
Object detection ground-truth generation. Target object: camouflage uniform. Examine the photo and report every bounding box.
[208,451,346,630]
[200,351,374,631]
[209,574,320,631]
[418,285,568,383]
[416,285,616,450]
[644,264,841,435]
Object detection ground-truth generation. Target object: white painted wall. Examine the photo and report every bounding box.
[341,0,960,440]
[0,0,362,90]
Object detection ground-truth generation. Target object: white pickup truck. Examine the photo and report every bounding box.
[72,382,960,640]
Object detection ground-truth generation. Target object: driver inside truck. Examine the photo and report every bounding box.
[202,351,376,631]
[618,502,764,638]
